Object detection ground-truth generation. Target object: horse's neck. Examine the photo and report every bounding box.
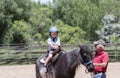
[53,49,80,78]
[70,49,80,69]
[65,49,80,70]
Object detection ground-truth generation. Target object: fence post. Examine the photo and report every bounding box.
[27,45,32,64]
[24,45,30,64]
[116,43,118,61]
[114,43,118,61]
[7,44,10,64]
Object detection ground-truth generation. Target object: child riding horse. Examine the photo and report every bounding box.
[41,26,61,72]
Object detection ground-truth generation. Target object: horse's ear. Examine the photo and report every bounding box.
[78,45,83,50]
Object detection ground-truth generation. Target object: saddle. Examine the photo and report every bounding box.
[39,52,63,78]
[40,51,63,65]
[40,46,62,64]
[51,51,63,64]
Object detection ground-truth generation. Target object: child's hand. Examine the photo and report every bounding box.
[53,46,58,49]
[50,44,58,49]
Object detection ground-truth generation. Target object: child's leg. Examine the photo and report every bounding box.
[44,53,53,66]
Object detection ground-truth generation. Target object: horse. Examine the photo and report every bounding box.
[35,45,94,78]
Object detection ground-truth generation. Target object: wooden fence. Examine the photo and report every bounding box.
[0,44,120,65]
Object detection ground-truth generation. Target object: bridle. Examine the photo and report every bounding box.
[79,49,93,74]
[79,49,93,67]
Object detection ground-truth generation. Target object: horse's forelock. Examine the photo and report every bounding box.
[78,45,92,55]
[79,45,88,51]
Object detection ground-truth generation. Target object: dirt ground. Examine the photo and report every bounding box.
[0,62,120,78]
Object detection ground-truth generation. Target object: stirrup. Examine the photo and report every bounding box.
[42,66,47,73]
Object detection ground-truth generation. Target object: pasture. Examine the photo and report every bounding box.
[0,62,119,78]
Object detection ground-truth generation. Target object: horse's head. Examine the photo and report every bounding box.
[79,45,94,72]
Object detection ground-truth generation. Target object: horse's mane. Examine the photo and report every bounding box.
[57,48,81,70]
[65,49,80,58]
[60,45,90,68]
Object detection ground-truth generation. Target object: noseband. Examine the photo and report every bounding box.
[79,49,93,66]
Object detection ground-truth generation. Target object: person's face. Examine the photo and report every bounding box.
[51,32,58,38]
[95,44,104,53]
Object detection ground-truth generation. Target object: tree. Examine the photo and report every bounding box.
[54,20,86,44]
[29,4,53,44]
[0,0,32,44]
[96,14,120,43]
[29,4,86,44]
[52,0,103,41]
[3,20,33,44]
[11,21,33,44]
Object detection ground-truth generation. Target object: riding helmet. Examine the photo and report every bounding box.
[49,26,58,33]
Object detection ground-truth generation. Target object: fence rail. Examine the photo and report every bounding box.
[0,44,120,65]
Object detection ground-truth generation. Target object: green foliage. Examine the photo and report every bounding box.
[33,33,42,44]
[3,28,14,44]
[0,0,32,44]
[53,0,120,41]
[12,21,33,44]
[99,0,120,16]
[95,0,120,43]
[29,5,53,43]
[3,20,33,44]
[111,35,119,43]
[54,20,86,44]
[52,0,104,40]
